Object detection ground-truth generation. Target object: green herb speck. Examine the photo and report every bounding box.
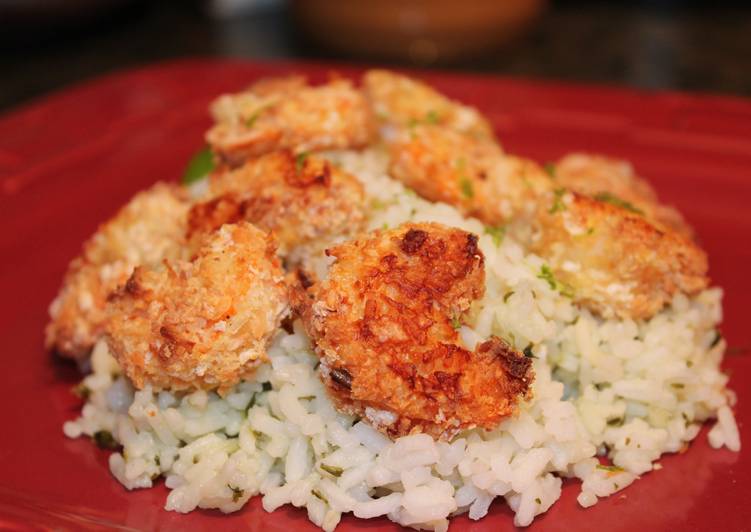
[593,192,644,215]
[425,110,440,124]
[72,383,91,401]
[535,497,542,505]
[295,151,310,171]
[450,314,462,330]
[312,489,328,503]
[459,176,474,199]
[596,464,625,474]
[537,264,574,298]
[544,162,556,178]
[228,484,244,502]
[523,344,536,358]
[484,225,506,247]
[548,188,567,214]
[503,291,515,303]
[320,463,344,477]
[182,146,214,185]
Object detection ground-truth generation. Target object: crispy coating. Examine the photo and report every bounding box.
[389,125,551,224]
[530,190,708,319]
[294,223,533,440]
[206,76,374,168]
[45,183,190,360]
[363,70,494,139]
[554,153,693,238]
[188,150,365,254]
[106,222,288,394]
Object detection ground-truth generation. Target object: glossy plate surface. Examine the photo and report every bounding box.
[0,59,749,531]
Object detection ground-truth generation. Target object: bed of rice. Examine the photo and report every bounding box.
[63,148,740,530]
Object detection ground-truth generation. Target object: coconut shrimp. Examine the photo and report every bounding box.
[363,69,494,139]
[530,190,708,319]
[206,76,374,168]
[389,124,551,224]
[553,153,693,238]
[187,150,366,256]
[46,183,190,360]
[293,222,534,440]
[106,222,288,394]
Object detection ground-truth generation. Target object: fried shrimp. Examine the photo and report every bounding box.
[553,153,692,238]
[294,223,534,440]
[530,191,708,319]
[45,183,190,360]
[187,150,365,255]
[389,125,551,224]
[363,69,494,139]
[106,222,288,394]
[206,76,374,168]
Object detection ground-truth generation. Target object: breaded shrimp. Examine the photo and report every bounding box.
[553,153,693,238]
[294,223,533,440]
[530,190,708,319]
[187,150,365,255]
[363,70,494,139]
[45,183,190,360]
[206,76,374,168]
[389,125,551,224]
[106,222,288,394]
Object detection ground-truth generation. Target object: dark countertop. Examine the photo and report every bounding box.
[2,1,750,114]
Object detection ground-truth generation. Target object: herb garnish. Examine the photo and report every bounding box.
[181,146,215,185]
[548,188,567,214]
[228,484,244,502]
[544,163,556,178]
[537,264,575,298]
[320,463,344,477]
[484,225,506,247]
[93,430,119,450]
[593,192,644,215]
[295,151,310,171]
[459,176,474,199]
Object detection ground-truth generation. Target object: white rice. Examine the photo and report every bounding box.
[64,148,739,530]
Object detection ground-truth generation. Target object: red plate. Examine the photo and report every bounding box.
[0,59,748,531]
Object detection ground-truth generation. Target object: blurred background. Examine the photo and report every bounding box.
[1,0,749,112]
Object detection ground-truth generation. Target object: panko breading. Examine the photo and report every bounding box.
[294,223,534,440]
[363,69,494,139]
[530,190,708,319]
[45,183,190,360]
[188,150,365,255]
[389,125,551,224]
[206,76,374,168]
[106,222,288,394]
[554,153,693,238]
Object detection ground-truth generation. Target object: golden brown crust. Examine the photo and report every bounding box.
[389,125,551,224]
[554,153,693,238]
[106,222,288,394]
[206,77,375,168]
[530,191,709,319]
[45,183,190,360]
[363,69,494,139]
[295,222,533,440]
[188,150,365,254]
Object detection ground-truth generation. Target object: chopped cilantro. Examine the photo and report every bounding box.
[484,225,506,247]
[593,192,644,215]
[543,162,556,178]
[523,344,536,358]
[459,176,474,199]
[535,497,542,505]
[370,198,386,210]
[450,314,462,330]
[607,417,624,427]
[312,489,328,503]
[295,151,310,171]
[425,110,440,124]
[548,188,567,214]
[503,291,515,303]
[537,264,574,298]
[320,463,344,477]
[228,484,244,502]
[181,146,214,185]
